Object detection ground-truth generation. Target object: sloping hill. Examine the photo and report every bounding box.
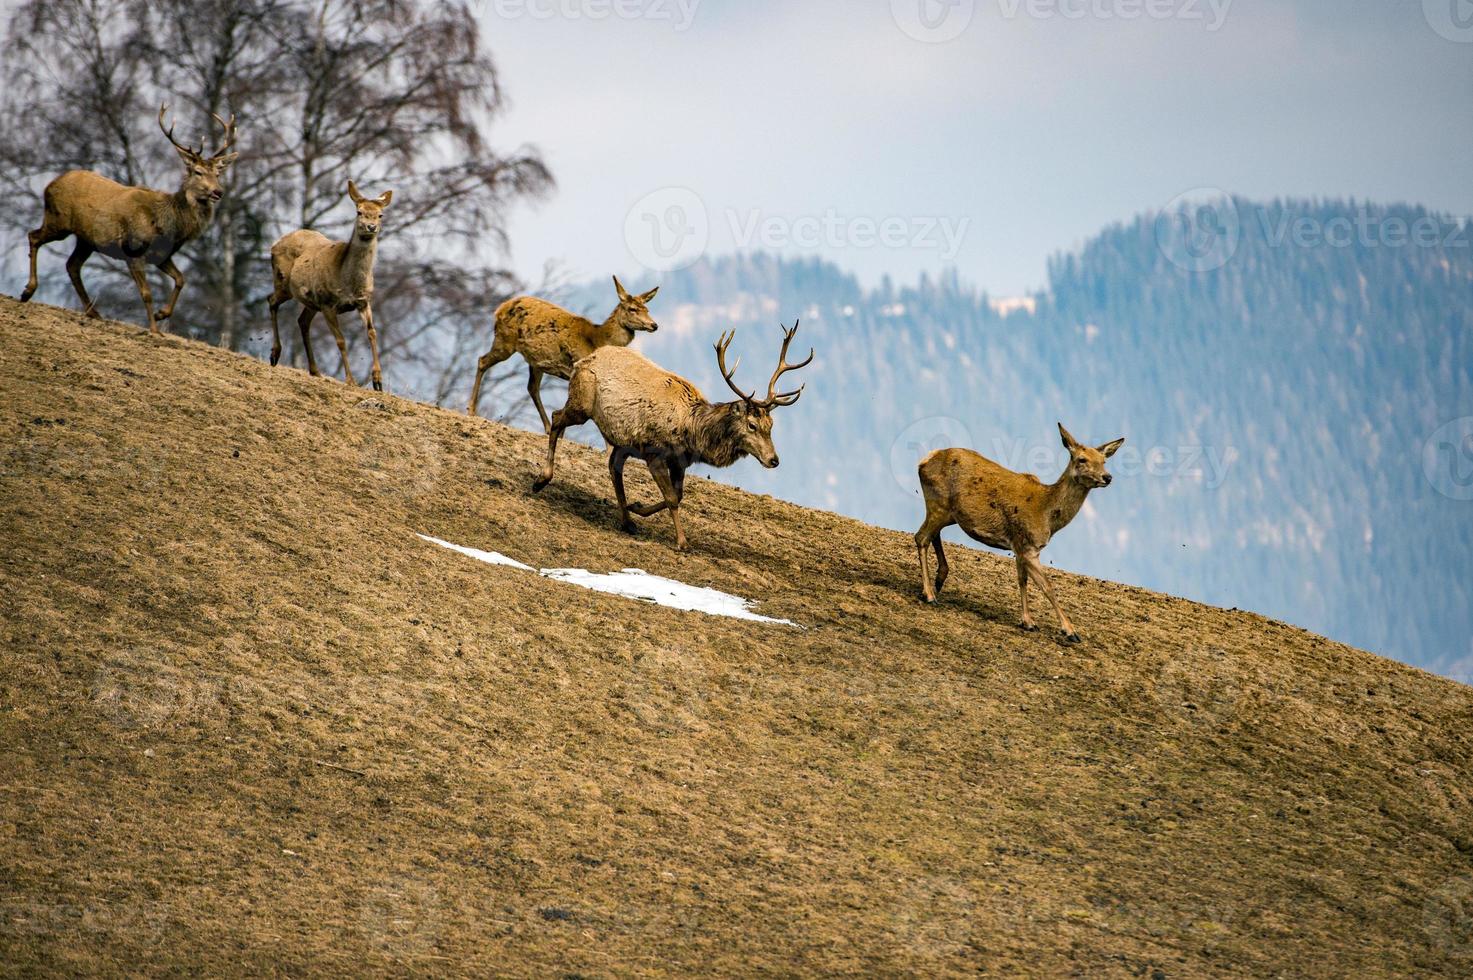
[2,295,1471,977]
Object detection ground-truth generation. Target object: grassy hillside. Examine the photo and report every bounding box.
[2,295,1471,977]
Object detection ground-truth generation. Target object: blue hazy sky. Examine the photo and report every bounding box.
[479,0,1473,295]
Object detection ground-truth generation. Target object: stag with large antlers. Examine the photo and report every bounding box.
[19,106,238,331]
[532,322,814,551]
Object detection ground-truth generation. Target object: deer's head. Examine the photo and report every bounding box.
[347,180,393,242]
[611,275,660,333]
[1059,423,1124,489]
[715,321,814,469]
[158,105,238,208]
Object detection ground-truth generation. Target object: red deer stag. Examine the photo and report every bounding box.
[532,322,813,551]
[467,276,660,431]
[19,106,238,331]
[915,423,1124,643]
[267,180,393,392]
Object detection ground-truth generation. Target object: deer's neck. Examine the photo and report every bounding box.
[1043,473,1091,535]
[339,235,379,299]
[686,401,744,468]
[594,311,636,347]
[169,188,216,243]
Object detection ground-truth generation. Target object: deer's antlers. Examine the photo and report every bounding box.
[712,321,813,409]
[157,104,237,161]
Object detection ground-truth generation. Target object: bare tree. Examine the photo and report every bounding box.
[0,0,552,407]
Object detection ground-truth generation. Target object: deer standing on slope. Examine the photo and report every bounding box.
[268,180,393,392]
[532,322,813,551]
[467,276,660,431]
[915,424,1124,643]
[19,106,238,331]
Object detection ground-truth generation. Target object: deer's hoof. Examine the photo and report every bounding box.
[372,381,383,392]
[153,309,170,321]
[619,520,638,534]
[531,476,550,494]
[1062,632,1082,645]
[1019,623,1039,633]
[270,351,281,367]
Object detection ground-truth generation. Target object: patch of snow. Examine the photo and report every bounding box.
[418,534,797,627]
[416,534,534,571]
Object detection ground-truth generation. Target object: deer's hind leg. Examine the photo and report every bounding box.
[609,448,638,532]
[1015,555,1036,632]
[21,223,68,303]
[467,331,517,418]
[63,240,98,318]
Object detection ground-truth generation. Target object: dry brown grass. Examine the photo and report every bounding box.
[2,295,1471,977]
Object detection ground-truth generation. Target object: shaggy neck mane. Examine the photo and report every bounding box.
[169,188,215,242]
[686,401,747,467]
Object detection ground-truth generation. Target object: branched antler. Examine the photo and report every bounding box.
[157,104,199,159]
[711,321,813,408]
[763,319,813,407]
[714,330,756,403]
[209,111,237,159]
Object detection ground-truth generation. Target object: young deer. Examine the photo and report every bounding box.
[915,423,1124,643]
[533,322,813,551]
[467,276,660,431]
[19,106,238,331]
[268,180,393,392]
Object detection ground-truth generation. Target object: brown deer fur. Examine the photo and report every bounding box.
[915,423,1124,642]
[533,322,813,551]
[19,106,238,332]
[268,180,393,392]
[467,276,659,431]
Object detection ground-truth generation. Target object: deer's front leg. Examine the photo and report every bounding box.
[1022,551,1078,643]
[645,457,686,551]
[155,257,185,322]
[322,309,357,386]
[125,257,158,333]
[360,302,383,392]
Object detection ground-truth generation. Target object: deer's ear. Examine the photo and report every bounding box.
[213,152,239,170]
[347,179,363,204]
[639,285,660,303]
[375,189,393,207]
[613,275,630,301]
[1098,437,1125,458]
[1058,423,1081,450]
[173,145,200,166]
